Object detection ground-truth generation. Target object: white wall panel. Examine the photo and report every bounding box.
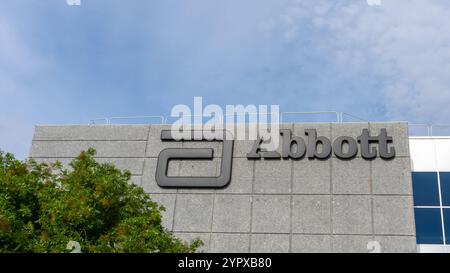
[435,139,450,171]
[409,138,437,171]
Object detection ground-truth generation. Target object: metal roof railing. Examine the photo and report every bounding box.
[431,124,450,136]
[87,113,450,137]
[109,116,164,125]
[88,118,110,125]
[281,111,342,123]
[341,112,368,122]
[164,113,279,125]
[408,124,450,137]
[88,111,373,126]
[408,124,431,136]
[89,116,164,125]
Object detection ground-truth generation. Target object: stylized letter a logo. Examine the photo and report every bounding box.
[155,130,234,188]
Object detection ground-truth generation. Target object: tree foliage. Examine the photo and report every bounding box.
[0,148,202,253]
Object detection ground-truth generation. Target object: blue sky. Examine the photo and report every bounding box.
[1,0,450,159]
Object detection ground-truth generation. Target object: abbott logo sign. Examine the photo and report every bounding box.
[155,128,395,188]
[155,130,234,188]
[247,128,395,160]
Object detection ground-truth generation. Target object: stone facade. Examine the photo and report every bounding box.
[29,122,416,253]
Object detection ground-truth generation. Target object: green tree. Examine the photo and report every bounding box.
[0,148,202,253]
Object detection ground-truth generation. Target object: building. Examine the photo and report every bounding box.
[28,121,450,253]
[409,135,450,253]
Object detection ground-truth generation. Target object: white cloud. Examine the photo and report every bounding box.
[2,0,450,159]
[66,0,81,6]
[277,0,450,123]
